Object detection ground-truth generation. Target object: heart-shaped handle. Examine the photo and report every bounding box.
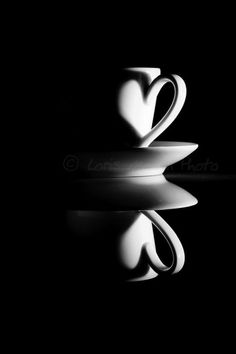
[141,210,185,274]
[138,74,187,147]
[118,73,187,147]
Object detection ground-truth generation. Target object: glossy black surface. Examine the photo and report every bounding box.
[39,176,236,337]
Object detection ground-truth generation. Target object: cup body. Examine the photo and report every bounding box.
[118,67,162,137]
[55,67,186,152]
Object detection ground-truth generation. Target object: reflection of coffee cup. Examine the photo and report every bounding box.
[120,210,185,281]
[67,209,185,281]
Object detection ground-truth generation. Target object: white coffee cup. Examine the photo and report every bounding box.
[118,67,187,147]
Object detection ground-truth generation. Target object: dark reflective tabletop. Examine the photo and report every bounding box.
[40,174,236,335]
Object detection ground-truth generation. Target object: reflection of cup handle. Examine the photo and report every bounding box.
[138,74,187,147]
[141,210,185,274]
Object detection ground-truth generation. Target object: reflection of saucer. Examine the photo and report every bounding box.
[75,141,198,178]
[65,174,198,210]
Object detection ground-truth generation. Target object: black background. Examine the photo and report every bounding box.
[27,6,236,348]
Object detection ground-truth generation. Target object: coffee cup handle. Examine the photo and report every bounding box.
[138,74,187,147]
[141,210,185,274]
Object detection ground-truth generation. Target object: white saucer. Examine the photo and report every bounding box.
[75,141,198,177]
